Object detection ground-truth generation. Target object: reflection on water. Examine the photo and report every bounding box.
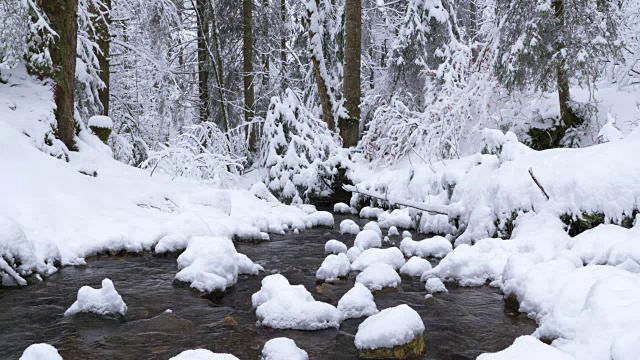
[0,213,536,359]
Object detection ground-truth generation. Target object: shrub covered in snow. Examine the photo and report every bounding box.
[64,278,128,316]
[356,263,401,291]
[337,283,378,320]
[261,338,308,360]
[252,274,341,330]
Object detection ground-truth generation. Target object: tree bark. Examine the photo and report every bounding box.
[469,0,478,63]
[209,2,230,134]
[42,0,79,150]
[244,0,257,151]
[197,0,210,122]
[280,0,287,90]
[96,0,111,116]
[342,0,361,147]
[552,0,573,127]
[307,0,335,131]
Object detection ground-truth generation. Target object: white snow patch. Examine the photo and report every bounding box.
[346,246,363,262]
[425,278,448,294]
[477,336,573,360]
[340,219,360,235]
[337,282,379,320]
[19,344,63,360]
[354,304,424,350]
[333,202,351,214]
[400,236,453,258]
[400,257,432,277]
[356,263,401,291]
[354,230,382,250]
[64,278,127,316]
[388,226,399,236]
[169,349,239,360]
[88,115,113,129]
[316,253,350,280]
[324,239,348,254]
[360,207,384,219]
[262,338,308,360]
[350,247,405,271]
[363,221,383,238]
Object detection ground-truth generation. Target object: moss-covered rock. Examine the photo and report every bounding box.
[90,125,112,144]
[358,334,426,359]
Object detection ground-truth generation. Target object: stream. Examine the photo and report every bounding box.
[0,212,536,360]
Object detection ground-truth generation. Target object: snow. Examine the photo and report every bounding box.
[356,263,402,291]
[316,253,350,280]
[305,211,334,227]
[337,283,379,319]
[400,236,453,258]
[155,234,189,254]
[333,202,351,214]
[88,115,113,129]
[252,274,341,330]
[354,304,425,350]
[324,239,347,254]
[425,278,448,293]
[19,344,63,360]
[262,338,308,360]
[378,209,413,229]
[175,236,263,292]
[400,257,432,277]
[340,219,360,235]
[477,336,573,360]
[64,278,127,316]
[359,206,384,218]
[353,230,382,250]
[388,226,399,236]
[362,221,383,238]
[169,349,239,360]
[350,247,406,271]
[402,231,412,238]
[346,246,363,262]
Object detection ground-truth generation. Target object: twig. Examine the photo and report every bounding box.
[528,168,550,200]
[343,185,449,216]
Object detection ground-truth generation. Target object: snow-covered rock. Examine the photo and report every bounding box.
[175,236,263,293]
[65,278,127,316]
[316,253,350,280]
[356,263,401,291]
[155,234,189,254]
[378,209,413,229]
[346,246,363,262]
[350,247,405,271]
[324,239,347,254]
[252,274,341,330]
[340,219,360,235]
[363,221,383,238]
[337,282,378,320]
[305,211,334,227]
[353,230,382,250]
[388,226,399,236]
[262,338,308,360]
[402,231,412,238]
[477,336,573,360]
[88,115,113,129]
[333,202,351,214]
[400,236,453,258]
[360,206,384,219]
[354,304,425,353]
[425,278,448,294]
[170,349,239,360]
[400,257,432,277]
[19,344,63,360]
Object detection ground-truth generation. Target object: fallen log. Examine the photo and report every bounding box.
[342,185,449,216]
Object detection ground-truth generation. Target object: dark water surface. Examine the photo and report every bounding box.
[0,213,536,360]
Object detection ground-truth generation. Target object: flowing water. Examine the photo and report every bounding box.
[0,213,536,360]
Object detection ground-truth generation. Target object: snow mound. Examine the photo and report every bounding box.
[333,202,351,214]
[360,206,384,219]
[170,349,239,360]
[175,236,262,293]
[155,234,189,254]
[250,182,279,203]
[363,221,383,238]
[64,278,127,316]
[262,337,308,360]
[252,274,341,330]
[388,226,399,236]
[19,344,63,360]
[88,115,113,129]
[337,282,379,320]
[316,253,351,280]
[356,263,401,291]
[378,209,413,229]
[340,219,360,235]
[354,230,382,250]
[477,336,573,360]
[400,236,453,258]
[324,239,347,254]
[354,304,424,350]
[305,211,334,227]
[346,246,363,262]
[425,278,448,294]
[350,247,405,271]
[402,231,412,238]
[400,257,432,277]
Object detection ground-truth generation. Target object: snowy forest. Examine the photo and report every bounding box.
[1,0,640,359]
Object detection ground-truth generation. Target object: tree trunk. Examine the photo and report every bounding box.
[341,0,361,147]
[42,0,79,150]
[308,1,335,131]
[552,0,573,127]
[209,2,230,134]
[197,0,210,122]
[243,0,257,151]
[95,0,111,116]
[469,0,478,63]
[280,0,287,90]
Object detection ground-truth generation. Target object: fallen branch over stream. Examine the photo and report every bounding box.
[342,185,450,216]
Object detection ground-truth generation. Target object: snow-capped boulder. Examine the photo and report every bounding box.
[262,338,308,360]
[333,202,351,214]
[316,253,350,281]
[324,239,347,254]
[400,257,432,277]
[378,209,413,229]
[388,226,399,236]
[354,230,382,250]
[305,211,334,227]
[155,234,189,254]
[252,274,341,330]
[355,304,426,358]
[337,283,378,320]
[19,344,63,360]
[425,278,448,294]
[64,278,127,316]
[340,219,360,235]
[360,207,384,219]
[356,263,401,291]
[170,349,239,360]
[477,336,573,360]
[363,221,383,238]
[350,247,405,271]
[402,231,412,238]
[346,246,363,262]
[400,236,452,258]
